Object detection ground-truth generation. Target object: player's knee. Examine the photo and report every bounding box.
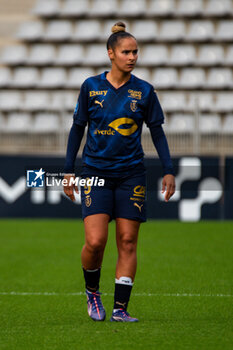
[119,235,136,254]
[86,239,106,254]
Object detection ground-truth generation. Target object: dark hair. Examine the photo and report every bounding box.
[106,21,136,50]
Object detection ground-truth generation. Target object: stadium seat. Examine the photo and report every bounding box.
[161,93,187,112]
[216,21,233,41]
[187,21,214,41]
[39,68,66,88]
[170,45,196,65]
[73,20,101,41]
[60,0,90,16]
[131,21,158,41]
[6,113,32,132]
[118,0,147,16]
[32,0,60,17]
[0,68,12,87]
[206,69,232,88]
[152,68,178,88]
[0,92,22,110]
[1,45,27,65]
[147,0,176,16]
[169,114,195,133]
[32,113,60,133]
[195,92,214,111]
[176,0,204,15]
[27,45,56,65]
[140,45,168,65]
[159,21,186,40]
[44,21,73,41]
[197,45,224,65]
[222,114,233,134]
[66,68,95,88]
[0,114,6,132]
[64,92,78,110]
[215,93,233,112]
[199,114,222,133]
[133,68,150,81]
[12,68,39,88]
[85,45,109,65]
[225,46,233,64]
[24,92,50,111]
[179,68,206,88]
[16,22,44,41]
[205,0,232,16]
[89,0,118,17]
[56,45,84,65]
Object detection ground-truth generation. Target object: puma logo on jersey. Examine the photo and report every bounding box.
[134,203,143,212]
[95,99,104,108]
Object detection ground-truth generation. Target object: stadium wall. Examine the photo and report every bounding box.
[0,155,232,221]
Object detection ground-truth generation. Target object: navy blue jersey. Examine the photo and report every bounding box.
[73,71,164,172]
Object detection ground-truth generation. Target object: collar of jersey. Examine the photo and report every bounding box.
[101,71,134,92]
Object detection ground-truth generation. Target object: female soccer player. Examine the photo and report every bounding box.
[63,22,175,322]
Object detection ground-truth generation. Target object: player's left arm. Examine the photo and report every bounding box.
[149,124,176,202]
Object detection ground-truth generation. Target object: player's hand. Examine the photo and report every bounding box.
[63,174,79,202]
[161,174,175,202]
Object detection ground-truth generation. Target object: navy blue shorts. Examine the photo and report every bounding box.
[80,173,146,222]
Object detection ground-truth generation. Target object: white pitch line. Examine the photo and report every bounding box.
[0,292,232,298]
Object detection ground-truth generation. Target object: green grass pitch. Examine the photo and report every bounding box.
[0,220,232,350]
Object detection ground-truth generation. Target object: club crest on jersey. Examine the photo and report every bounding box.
[128,89,142,100]
[130,100,137,112]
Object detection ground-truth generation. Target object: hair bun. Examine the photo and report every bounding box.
[111,21,126,34]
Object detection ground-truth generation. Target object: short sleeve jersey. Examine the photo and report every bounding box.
[73,71,164,172]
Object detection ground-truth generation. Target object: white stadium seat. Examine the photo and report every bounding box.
[222,115,233,134]
[161,93,187,112]
[56,45,84,65]
[195,93,214,111]
[60,0,90,16]
[39,68,66,88]
[32,113,60,133]
[170,45,196,65]
[131,21,158,41]
[199,114,222,133]
[16,22,44,41]
[27,45,56,65]
[187,21,214,41]
[169,114,195,133]
[66,68,95,88]
[12,68,39,88]
[0,68,12,87]
[24,92,50,111]
[73,20,101,41]
[0,114,7,132]
[179,68,206,88]
[159,21,186,40]
[225,46,233,64]
[197,45,224,65]
[133,68,150,81]
[176,0,204,15]
[50,92,77,110]
[216,21,233,41]
[89,0,118,17]
[44,21,73,41]
[63,92,78,110]
[141,45,168,65]
[148,0,176,15]
[205,0,232,16]
[152,68,178,88]
[119,0,147,16]
[62,113,74,132]
[85,45,109,65]
[0,92,22,110]
[1,46,27,65]
[6,113,32,132]
[32,0,60,16]
[215,93,233,112]
[206,69,232,88]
